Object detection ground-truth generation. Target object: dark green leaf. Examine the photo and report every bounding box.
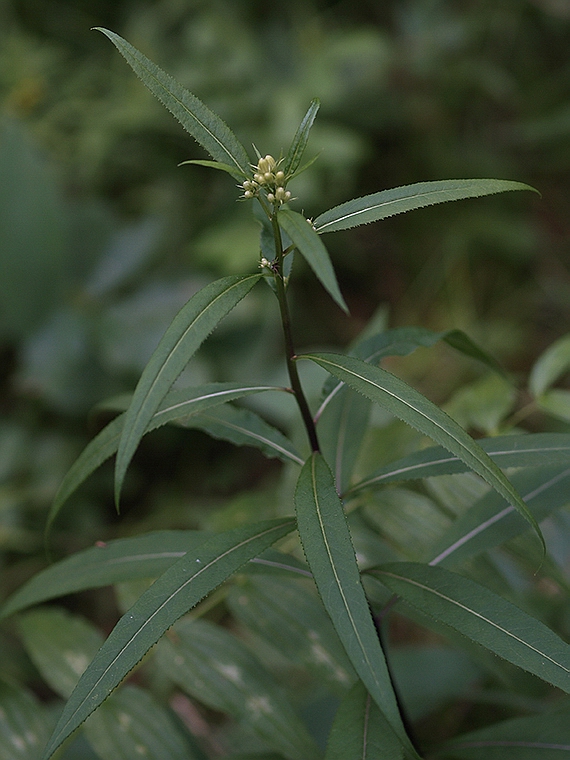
[371,562,570,693]
[295,454,418,758]
[40,518,295,760]
[313,179,538,234]
[435,703,570,758]
[115,274,261,505]
[303,353,543,548]
[346,434,570,496]
[278,209,348,313]
[325,681,406,760]
[95,28,250,178]
[181,405,304,464]
[429,465,570,567]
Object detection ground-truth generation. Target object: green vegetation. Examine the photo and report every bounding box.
[1,4,569,759]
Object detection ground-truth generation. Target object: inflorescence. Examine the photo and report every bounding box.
[240,154,292,205]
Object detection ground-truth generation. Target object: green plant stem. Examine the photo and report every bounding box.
[271,212,321,453]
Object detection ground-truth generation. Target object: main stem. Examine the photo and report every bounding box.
[271,213,320,453]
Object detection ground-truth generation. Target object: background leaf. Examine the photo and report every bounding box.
[83,685,197,760]
[40,518,295,760]
[529,333,570,398]
[371,562,570,692]
[435,702,570,758]
[0,680,52,760]
[313,179,538,234]
[95,28,251,177]
[155,618,322,760]
[295,454,418,758]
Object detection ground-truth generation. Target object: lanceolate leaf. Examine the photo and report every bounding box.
[325,681,406,760]
[49,381,278,529]
[295,454,419,759]
[313,179,538,234]
[115,274,261,505]
[529,332,570,398]
[1,533,309,620]
[40,518,295,760]
[278,208,348,313]
[435,704,570,759]
[302,352,543,548]
[95,28,250,178]
[284,98,320,178]
[317,326,505,422]
[370,562,570,693]
[180,405,304,464]
[178,159,246,178]
[429,465,570,567]
[346,433,570,496]
[0,531,208,619]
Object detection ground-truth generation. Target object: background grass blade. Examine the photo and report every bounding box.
[325,681,406,760]
[346,433,570,495]
[40,518,295,760]
[283,98,320,177]
[303,352,544,548]
[295,453,419,758]
[313,179,538,234]
[94,28,251,178]
[48,381,276,531]
[371,562,570,693]
[115,274,260,504]
[278,208,348,313]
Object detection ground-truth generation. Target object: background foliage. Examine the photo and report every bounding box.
[1,1,569,758]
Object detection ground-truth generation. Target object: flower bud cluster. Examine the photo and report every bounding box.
[240,154,291,205]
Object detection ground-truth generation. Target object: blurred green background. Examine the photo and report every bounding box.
[1,0,569,583]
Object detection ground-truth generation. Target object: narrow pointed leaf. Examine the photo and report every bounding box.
[284,98,320,177]
[115,274,261,504]
[302,352,543,548]
[429,465,570,567]
[295,454,418,757]
[48,380,275,530]
[40,518,295,760]
[313,179,538,234]
[178,158,246,180]
[347,433,570,496]
[370,562,570,693]
[436,704,570,758]
[1,533,308,620]
[95,28,250,177]
[278,209,348,313]
[318,326,505,422]
[325,681,406,760]
[156,618,322,760]
[0,531,208,619]
[180,405,304,464]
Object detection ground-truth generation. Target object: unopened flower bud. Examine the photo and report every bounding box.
[267,192,276,203]
[275,171,285,184]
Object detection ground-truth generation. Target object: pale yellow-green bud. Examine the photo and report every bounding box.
[264,172,274,183]
[275,170,285,184]
[267,192,276,203]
